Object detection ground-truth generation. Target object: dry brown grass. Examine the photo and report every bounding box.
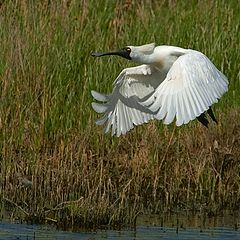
[1,109,240,229]
[0,0,239,230]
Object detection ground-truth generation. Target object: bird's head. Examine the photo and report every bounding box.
[91,43,156,63]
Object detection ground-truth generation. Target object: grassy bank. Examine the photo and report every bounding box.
[0,0,240,229]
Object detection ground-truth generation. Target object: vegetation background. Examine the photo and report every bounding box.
[0,0,239,229]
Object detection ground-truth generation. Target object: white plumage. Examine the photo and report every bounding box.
[91,43,228,136]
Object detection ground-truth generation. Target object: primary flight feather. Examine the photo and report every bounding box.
[91,43,228,137]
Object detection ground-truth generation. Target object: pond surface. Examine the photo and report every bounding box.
[1,213,240,240]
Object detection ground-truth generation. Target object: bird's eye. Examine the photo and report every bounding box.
[126,47,131,52]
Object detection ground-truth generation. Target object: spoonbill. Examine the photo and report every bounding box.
[91,43,228,137]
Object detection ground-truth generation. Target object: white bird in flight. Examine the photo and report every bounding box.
[91,43,228,137]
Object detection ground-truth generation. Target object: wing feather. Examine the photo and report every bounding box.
[91,102,108,113]
[92,64,166,136]
[176,91,184,126]
[164,94,175,124]
[143,50,228,126]
[91,90,108,102]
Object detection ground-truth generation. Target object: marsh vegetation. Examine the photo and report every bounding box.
[0,0,239,229]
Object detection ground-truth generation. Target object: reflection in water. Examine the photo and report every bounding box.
[0,213,239,240]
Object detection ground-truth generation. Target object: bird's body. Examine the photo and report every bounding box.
[91,43,228,136]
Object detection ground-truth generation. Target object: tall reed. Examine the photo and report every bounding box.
[0,0,239,229]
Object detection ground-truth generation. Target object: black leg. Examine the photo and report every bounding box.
[197,113,209,128]
[207,107,218,124]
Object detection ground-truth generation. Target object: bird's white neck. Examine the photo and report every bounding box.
[132,52,178,72]
[132,52,155,65]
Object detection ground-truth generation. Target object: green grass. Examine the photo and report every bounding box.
[0,0,240,229]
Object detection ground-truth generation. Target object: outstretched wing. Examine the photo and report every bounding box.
[91,64,166,136]
[143,50,228,126]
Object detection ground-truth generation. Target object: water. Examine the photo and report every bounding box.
[1,214,240,240]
